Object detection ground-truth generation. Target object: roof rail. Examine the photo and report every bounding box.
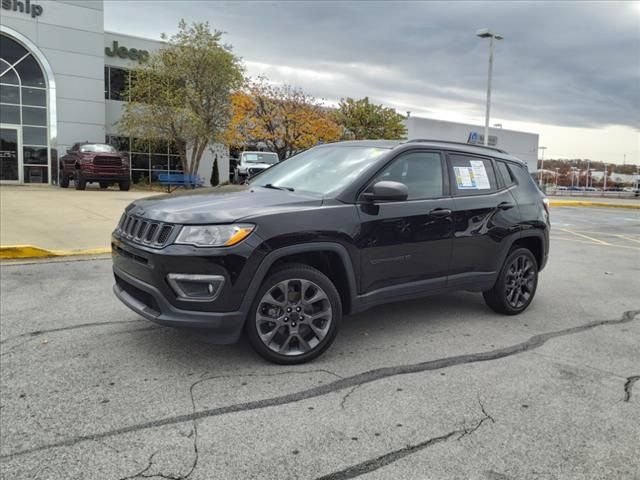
[404,139,507,154]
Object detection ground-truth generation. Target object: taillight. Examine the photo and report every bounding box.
[542,197,550,216]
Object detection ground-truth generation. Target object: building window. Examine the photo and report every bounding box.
[106,135,183,184]
[0,33,49,184]
[105,66,130,101]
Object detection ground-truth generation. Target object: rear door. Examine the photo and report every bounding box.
[446,153,520,289]
[357,150,455,295]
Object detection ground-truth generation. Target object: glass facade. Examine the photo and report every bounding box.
[106,135,184,184]
[104,66,130,101]
[0,33,49,183]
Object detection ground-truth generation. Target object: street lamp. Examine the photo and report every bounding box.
[538,146,547,186]
[476,28,504,146]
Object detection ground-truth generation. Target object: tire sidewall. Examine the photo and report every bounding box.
[497,247,538,314]
[245,266,342,364]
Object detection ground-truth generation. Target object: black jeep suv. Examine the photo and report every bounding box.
[112,140,549,364]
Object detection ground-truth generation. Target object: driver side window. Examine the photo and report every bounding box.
[371,152,444,200]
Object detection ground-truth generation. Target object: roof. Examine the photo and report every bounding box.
[320,139,525,164]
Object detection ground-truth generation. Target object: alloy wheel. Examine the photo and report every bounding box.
[504,254,536,309]
[255,278,332,356]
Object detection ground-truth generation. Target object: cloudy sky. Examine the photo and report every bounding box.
[105,1,640,164]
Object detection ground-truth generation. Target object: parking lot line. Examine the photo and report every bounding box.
[551,235,640,251]
[558,228,613,246]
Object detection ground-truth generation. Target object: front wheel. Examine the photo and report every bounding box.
[119,179,130,191]
[74,170,86,190]
[245,264,342,364]
[483,247,538,315]
[60,173,69,188]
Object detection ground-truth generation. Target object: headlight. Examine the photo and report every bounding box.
[175,224,255,247]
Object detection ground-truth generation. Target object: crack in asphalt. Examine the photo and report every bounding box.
[118,369,343,480]
[1,309,637,461]
[0,320,143,346]
[314,401,495,480]
[340,385,362,410]
[623,375,640,402]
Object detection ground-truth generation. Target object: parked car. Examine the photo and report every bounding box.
[233,151,279,184]
[112,140,549,364]
[60,142,130,191]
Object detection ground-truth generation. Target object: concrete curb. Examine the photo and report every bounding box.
[549,200,640,209]
[0,245,110,260]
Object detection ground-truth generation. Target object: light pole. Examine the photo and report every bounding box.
[538,146,546,186]
[476,29,503,146]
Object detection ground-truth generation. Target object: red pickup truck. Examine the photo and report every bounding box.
[60,142,130,191]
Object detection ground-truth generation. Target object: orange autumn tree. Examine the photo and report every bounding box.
[225,78,341,160]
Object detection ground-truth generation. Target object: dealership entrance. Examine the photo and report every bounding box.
[0,31,52,184]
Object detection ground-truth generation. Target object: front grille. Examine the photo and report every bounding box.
[116,213,175,248]
[93,156,122,166]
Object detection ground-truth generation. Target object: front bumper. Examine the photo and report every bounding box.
[113,265,245,343]
[111,232,267,344]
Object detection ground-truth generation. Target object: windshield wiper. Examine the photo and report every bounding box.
[262,183,294,192]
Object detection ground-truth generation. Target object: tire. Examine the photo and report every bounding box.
[74,170,86,190]
[483,247,538,315]
[99,182,109,189]
[119,179,130,191]
[245,264,342,364]
[60,173,69,188]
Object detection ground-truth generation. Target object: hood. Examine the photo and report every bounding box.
[126,186,323,224]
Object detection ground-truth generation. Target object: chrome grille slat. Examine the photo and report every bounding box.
[116,214,175,248]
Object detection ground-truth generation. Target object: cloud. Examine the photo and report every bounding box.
[104,0,640,161]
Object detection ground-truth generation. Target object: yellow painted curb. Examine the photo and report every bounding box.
[0,245,111,260]
[549,200,640,209]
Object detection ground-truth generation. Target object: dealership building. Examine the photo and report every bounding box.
[1,0,539,187]
[0,0,228,186]
[404,116,539,172]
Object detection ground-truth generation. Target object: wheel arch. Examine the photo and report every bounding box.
[510,231,545,270]
[242,243,358,315]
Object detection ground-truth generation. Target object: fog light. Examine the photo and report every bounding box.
[167,274,225,302]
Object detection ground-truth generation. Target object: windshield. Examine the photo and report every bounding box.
[242,152,279,164]
[80,144,117,153]
[249,146,388,195]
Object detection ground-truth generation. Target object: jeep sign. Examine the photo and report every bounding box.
[105,41,149,64]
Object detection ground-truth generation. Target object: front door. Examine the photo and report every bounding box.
[357,150,454,296]
[0,126,22,183]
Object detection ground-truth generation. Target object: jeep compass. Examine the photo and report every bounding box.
[112,140,549,364]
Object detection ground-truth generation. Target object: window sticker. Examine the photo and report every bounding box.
[469,160,491,189]
[454,166,476,189]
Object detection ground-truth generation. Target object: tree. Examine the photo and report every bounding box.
[119,21,244,184]
[210,154,219,186]
[225,78,341,160]
[333,97,407,140]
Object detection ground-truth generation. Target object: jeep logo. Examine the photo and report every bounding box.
[1,0,43,18]
[105,41,149,64]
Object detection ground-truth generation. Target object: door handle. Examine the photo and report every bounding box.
[498,202,515,211]
[429,208,452,218]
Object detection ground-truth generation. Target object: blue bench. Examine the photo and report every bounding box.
[157,173,204,192]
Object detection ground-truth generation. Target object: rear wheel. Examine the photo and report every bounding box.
[483,247,538,315]
[74,170,86,190]
[119,179,130,191]
[246,264,341,364]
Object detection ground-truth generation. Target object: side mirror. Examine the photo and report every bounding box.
[361,181,408,202]
[66,149,72,154]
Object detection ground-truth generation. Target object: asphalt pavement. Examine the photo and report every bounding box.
[1,207,639,479]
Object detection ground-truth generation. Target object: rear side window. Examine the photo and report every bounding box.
[496,160,515,187]
[448,155,498,195]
